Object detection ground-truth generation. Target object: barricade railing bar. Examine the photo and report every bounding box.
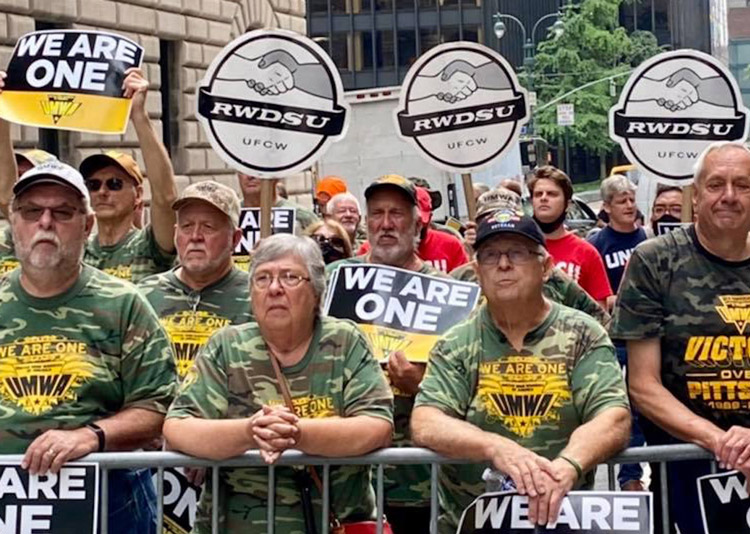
[0,444,716,534]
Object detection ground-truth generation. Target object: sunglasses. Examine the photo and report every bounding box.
[85,177,125,192]
[16,205,81,222]
[313,234,346,250]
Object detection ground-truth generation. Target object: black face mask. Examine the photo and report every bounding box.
[651,214,681,236]
[534,211,567,234]
[320,242,346,264]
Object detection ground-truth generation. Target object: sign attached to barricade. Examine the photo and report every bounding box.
[394,41,529,173]
[655,221,691,235]
[456,491,653,534]
[0,30,143,134]
[609,49,749,185]
[232,207,296,271]
[698,470,750,534]
[154,467,202,534]
[324,264,480,362]
[0,462,99,533]
[196,29,350,178]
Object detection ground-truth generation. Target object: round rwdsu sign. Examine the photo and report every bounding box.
[196,29,350,178]
[610,49,749,184]
[394,42,529,173]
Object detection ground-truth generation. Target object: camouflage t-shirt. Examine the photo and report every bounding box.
[137,267,252,380]
[0,227,18,276]
[611,225,750,444]
[325,255,444,506]
[167,317,393,534]
[415,301,628,533]
[85,226,175,283]
[450,263,610,326]
[0,264,177,454]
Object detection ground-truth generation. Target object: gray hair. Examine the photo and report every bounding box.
[693,141,750,184]
[600,174,636,204]
[327,192,361,215]
[249,233,326,308]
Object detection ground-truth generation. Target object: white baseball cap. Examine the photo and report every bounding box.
[13,160,90,202]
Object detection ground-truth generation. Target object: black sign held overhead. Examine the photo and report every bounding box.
[0,462,99,533]
[234,207,296,256]
[457,491,653,534]
[394,42,529,173]
[324,264,480,362]
[196,29,350,178]
[610,49,749,185]
[698,470,750,534]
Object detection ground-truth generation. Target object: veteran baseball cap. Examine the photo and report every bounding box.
[475,210,546,250]
[476,187,523,220]
[364,174,417,205]
[79,151,144,185]
[15,149,58,169]
[13,160,90,201]
[408,176,442,210]
[173,181,241,227]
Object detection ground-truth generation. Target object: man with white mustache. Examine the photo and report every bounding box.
[0,161,177,534]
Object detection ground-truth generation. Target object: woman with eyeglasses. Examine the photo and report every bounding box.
[306,219,353,264]
[163,234,393,534]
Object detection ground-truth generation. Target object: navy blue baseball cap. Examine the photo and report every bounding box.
[475,210,546,250]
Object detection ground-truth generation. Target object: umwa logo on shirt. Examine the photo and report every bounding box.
[478,355,570,438]
[0,335,94,415]
[715,295,750,335]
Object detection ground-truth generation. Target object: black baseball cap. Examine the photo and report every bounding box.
[475,210,546,250]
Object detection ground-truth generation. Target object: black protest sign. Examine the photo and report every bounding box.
[154,467,203,534]
[457,491,652,534]
[655,221,690,235]
[0,31,143,133]
[698,470,750,534]
[234,207,296,255]
[324,264,480,362]
[0,462,99,533]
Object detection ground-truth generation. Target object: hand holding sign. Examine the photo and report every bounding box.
[122,67,148,117]
[21,427,98,475]
[387,350,426,395]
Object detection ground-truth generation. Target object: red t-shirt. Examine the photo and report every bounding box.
[546,232,613,302]
[357,228,469,273]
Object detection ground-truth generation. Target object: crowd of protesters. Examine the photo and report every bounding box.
[0,62,749,534]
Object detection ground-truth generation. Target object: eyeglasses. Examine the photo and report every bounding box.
[15,205,82,222]
[652,205,682,217]
[477,247,542,266]
[85,177,125,192]
[312,234,346,250]
[252,271,311,290]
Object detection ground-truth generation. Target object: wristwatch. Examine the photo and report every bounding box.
[86,422,106,452]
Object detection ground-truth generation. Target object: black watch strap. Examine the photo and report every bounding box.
[86,423,106,452]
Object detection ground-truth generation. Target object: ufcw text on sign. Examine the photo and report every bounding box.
[325,264,480,362]
[0,31,144,134]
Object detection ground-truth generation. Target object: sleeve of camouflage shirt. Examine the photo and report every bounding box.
[610,244,664,340]
[414,327,473,418]
[167,329,230,420]
[342,323,394,424]
[122,291,178,413]
[555,270,611,327]
[143,225,176,271]
[570,319,629,421]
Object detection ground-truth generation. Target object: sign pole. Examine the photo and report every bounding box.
[260,179,274,239]
[682,184,694,223]
[462,173,477,221]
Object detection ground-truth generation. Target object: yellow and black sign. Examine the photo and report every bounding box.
[0,335,94,415]
[478,355,570,438]
[161,310,232,379]
[0,30,143,134]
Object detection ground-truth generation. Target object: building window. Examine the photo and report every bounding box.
[159,40,180,171]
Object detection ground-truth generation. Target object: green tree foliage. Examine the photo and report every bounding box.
[530,0,662,154]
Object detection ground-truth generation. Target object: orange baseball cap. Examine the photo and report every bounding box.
[79,151,144,185]
[315,176,347,202]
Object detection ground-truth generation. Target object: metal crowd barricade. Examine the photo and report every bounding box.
[1,444,716,534]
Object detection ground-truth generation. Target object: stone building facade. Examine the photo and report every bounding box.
[0,0,315,208]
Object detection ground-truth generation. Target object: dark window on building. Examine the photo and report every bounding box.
[159,40,180,171]
[398,30,418,68]
[331,33,351,70]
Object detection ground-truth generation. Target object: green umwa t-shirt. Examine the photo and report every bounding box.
[167,316,394,534]
[611,225,750,444]
[137,267,252,380]
[0,264,177,453]
[415,301,628,533]
[449,263,610,326]
[0,227,18,275]
[85,225,175,283]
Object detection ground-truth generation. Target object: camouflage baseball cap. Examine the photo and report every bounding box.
[364,174,417,205]
[172,181,241,227]
[79,151,144,184]
[476,187,523,220]
[15,149,57,168]
[407,176,442,210]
